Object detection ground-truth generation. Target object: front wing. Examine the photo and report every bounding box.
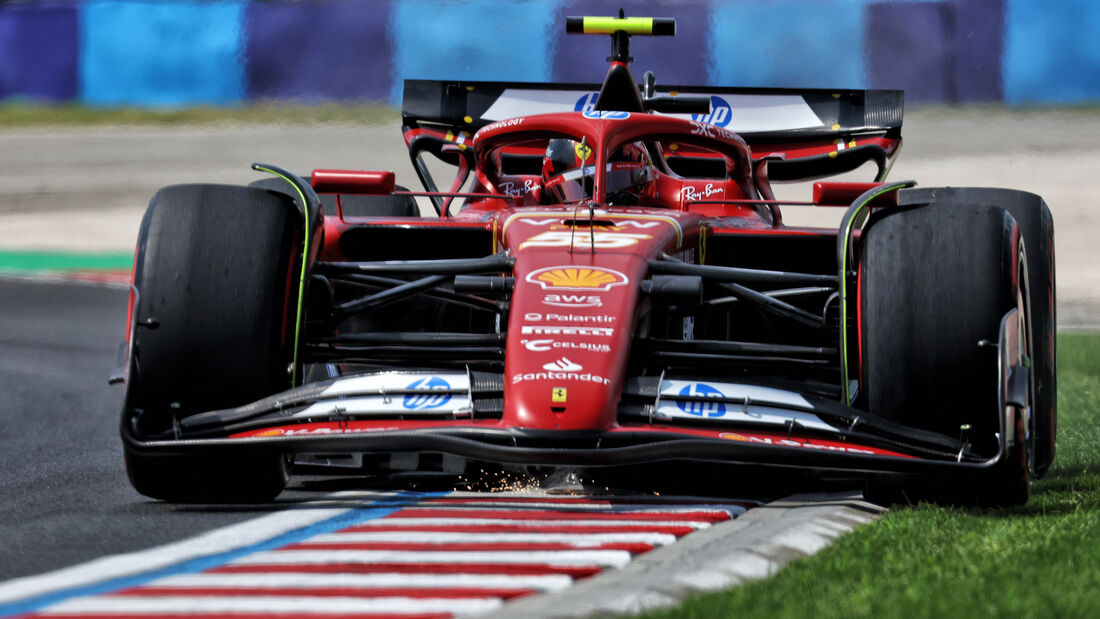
[122,367,1016,480]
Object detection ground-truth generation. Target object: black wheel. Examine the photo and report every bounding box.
[901,188,1056,476]
[859,203,1032,506]
[249,176,419,217]
[121,184,300,502]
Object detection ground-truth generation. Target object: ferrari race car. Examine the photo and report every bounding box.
[115,15,1056,507]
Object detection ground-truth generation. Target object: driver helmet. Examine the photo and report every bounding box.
[541,139,656,203]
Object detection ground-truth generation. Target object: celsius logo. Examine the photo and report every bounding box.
[677,382,727,418]
[522,339,611,353]
[402,376,452,410]
[574,92,599,113]
[542,357,583,372]
[691,95,732,128]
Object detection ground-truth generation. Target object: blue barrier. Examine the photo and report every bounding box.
[709,1,866,89]
[81,0,245,106]
[1004,0,1100,104]
[0,2,78,102]
[246,0,394,102]
[389,0,556,104]
[0,0,1097,107]
[866,0,1003,103]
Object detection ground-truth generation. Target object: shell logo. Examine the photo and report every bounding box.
[525,266,629,291]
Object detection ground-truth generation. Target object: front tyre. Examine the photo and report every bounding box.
[121,184,300,503]
[901,188,1056,476]
[859,203,1033,506]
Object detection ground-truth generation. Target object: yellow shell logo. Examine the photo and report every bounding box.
[526,266,629,291]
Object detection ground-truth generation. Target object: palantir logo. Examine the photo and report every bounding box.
[691,95,732,128]
[677,382,727,417]
[403,376,452,410]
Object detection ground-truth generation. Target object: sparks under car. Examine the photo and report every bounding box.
[115,15,1056,506]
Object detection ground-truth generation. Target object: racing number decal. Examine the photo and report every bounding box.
[520,231,651,249]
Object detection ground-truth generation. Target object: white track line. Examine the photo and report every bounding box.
[39,594,502,616]
[308,531,677,545]
[232,549,633,569]
[349,517,713,529]
[147,572,574,591]
[393,505,736,515]
[0,507,350,605]
[411,501,749,513]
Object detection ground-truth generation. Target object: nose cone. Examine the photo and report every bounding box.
[503,253,644,430]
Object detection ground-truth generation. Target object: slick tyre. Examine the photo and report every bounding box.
[122,184,299,503]
[901,187,1056,477]
[859,203,1032,507]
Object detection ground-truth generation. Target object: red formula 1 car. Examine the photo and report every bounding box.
[115,16,1056,506]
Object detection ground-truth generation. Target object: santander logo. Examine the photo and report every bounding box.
[542,357,583,372]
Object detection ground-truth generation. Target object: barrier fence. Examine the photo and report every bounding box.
[1,0,1096,107]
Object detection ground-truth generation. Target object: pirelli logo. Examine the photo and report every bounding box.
[520,325,614,337]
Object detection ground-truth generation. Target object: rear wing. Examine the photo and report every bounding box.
[402,79,903,182]
[402,80,902,140]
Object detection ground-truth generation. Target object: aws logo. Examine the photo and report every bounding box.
[526,266,629,291]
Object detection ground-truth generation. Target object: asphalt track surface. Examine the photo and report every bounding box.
[0,278,305,580]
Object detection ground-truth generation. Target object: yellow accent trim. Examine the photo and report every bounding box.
[831,123,841,131]
[838,181,912,404]
[253,166,309,387]
[500,212,683,247]
[699,222,708,264]
[463,115,473,124]
[583,16,654,34]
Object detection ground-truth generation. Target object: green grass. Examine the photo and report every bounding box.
[0,100,398,127]
[645,332,1100,619]
[0,250,133,272]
